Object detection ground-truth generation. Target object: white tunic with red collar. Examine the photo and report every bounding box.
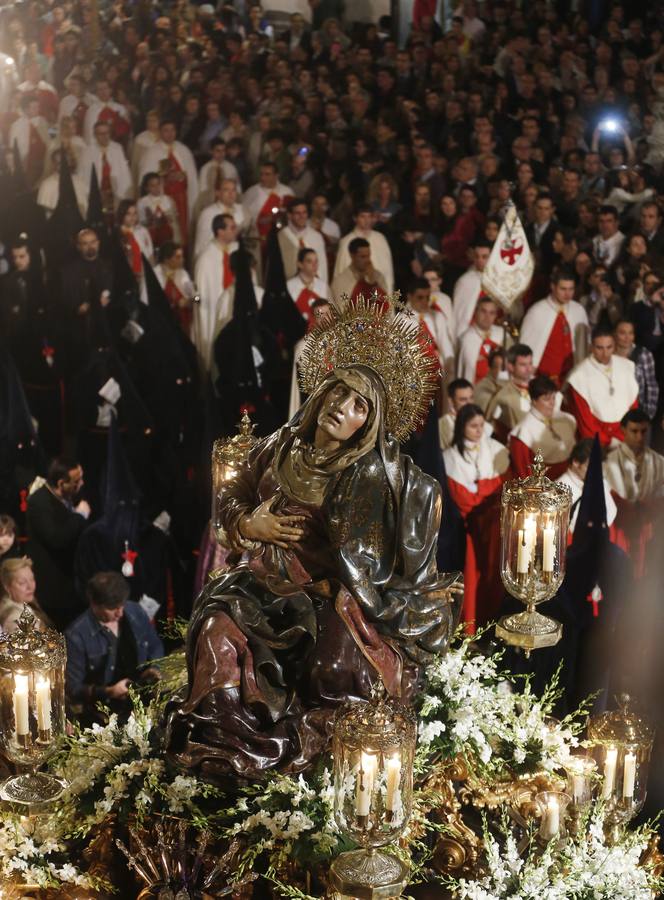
[286,274,331,327]
[457,323,504,383]
[566,355,638,447]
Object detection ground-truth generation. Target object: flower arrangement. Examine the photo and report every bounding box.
[0,635,657,898]
[417,631,587,779]
[449,809,664,899]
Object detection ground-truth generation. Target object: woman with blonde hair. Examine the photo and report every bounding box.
[0,557,52,633]
[368,173,401,225]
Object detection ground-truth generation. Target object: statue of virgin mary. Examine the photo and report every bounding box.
[167,297,462,780]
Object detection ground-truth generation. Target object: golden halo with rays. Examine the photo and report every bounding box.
[298,293,441,442]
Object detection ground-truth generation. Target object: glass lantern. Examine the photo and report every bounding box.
[0,606,66,808]
[211,412,258,547]
[495,451,572,654]
[587,694,654,841]
[330,681,416,899]
[535,790,571,843]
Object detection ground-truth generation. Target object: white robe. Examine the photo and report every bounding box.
[58,92,96,124]
[37,171,88,217]
[194,201,246,261]
[286,274,331,315]
[443,436,510,492]
[242,181,294,229]
[457,324,505,383]
[333,228,394,293]
[78,140,132,206]
[131,129,160,181]
[452,267,483,342]
[278,224,328,283]
[519,297,589,369]
[604,444,664,502]
[139,140,199,221]
[154,263,196,299]
[567,355,639,424]
[197,158,241,196]
[557,469,617,531]
[136,193,181,244]
[83,99,131,145]
[8,115,49,163]
[509,407,577,464]
[193,240,239,373]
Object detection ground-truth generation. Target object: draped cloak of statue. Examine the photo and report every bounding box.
[166,366,460,780]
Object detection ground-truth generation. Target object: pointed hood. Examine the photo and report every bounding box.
[567,435,609,598]
[45,152,85,267]
[86,164,105,237]
[261,222,306,349]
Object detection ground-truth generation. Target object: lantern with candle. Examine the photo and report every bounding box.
[211,412,258,546]
[587,694,654,841]
[330,681,416,899]
[496,451,572,653]
[535,790,571,844]
[0,606,66,807]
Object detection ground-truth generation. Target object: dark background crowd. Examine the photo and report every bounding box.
[0,0,663,729]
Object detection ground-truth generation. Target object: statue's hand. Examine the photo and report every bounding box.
[239,497,306,550]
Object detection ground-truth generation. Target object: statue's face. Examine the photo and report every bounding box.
[317,383,369,443]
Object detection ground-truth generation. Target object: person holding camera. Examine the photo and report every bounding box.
[65,571,163,719]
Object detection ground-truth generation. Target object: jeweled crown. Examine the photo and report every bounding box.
[298,293,440,441]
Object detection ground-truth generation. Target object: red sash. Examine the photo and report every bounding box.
[147,204,174,249]
[295,286,320,326]
[256,192,281,240]
[351,279,388,311]
[123,230,143,276]
[73,101,87,136]
[25,122,45,185]
[162,150,188,245]
[165,276,192,335]
[475,336,499,383]
[538,311,573,386]
[222,249,235,289]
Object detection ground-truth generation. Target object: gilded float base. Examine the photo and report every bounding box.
[329,848,409,900]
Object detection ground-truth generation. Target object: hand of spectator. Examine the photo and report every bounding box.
[75,500,91,519]
[106,678,130,699]
[77,302,90,315]
[100,290,111,308]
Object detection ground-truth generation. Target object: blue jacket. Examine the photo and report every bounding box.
[65,602,164,704]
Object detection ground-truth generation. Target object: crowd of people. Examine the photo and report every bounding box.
[0,0,663,715]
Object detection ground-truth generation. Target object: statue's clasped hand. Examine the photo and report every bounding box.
[239,497,306,550]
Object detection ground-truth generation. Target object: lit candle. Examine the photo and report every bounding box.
[524,515,537,554]
[13,673,29,736]
[542,527,555,572]
[35,677,51,733]
[602,747,617,800]
[385,755,401,813]
[623,751,637,800]
[517,530,530,574]
[541,796,560,840]
[355,752,376,817]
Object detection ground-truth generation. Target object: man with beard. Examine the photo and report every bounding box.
[60,228,115,373]
[26,457,91,629]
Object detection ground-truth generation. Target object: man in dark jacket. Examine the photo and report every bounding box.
[65,571,163,717]
[26,457,90,629]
